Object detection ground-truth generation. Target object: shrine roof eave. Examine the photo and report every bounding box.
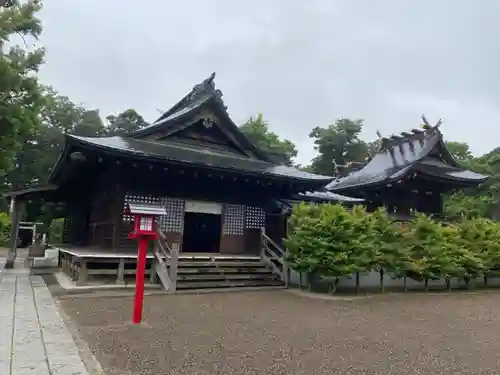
[129,95,271,162]
[129,91,213,138]
[2,184,59,201]
[57,134,334,187]
[327,162,488,195]
[291,191,364,204]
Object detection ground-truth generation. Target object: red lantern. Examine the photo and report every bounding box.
[124,203,165,324]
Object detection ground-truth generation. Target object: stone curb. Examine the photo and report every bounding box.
[285,288,500,301]
[55,298,105,375]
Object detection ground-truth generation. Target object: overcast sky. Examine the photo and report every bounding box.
[38,0,500,165]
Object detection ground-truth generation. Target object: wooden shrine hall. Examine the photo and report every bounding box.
[4,73,346,291]
[326,117,488,220]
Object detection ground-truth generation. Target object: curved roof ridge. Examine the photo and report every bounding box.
[153,72,221,125]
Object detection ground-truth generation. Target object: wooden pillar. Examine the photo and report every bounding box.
[394,188,411,218]
[149,258,158,284]
[76,259,88,286]
[6,198,20,269]
[116,258,125,285]
[112,188,126,249]
[435,193,444,216]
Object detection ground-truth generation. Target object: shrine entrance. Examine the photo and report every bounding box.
[182,201,222,253]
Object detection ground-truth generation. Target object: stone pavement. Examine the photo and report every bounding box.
[0,257,90,375]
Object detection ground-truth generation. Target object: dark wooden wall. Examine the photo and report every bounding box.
[62,155,297,253]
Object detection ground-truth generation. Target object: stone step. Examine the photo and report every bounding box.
[177,267,273,274]
[177,273,280,281]
[179,256,260,261]
[176,278,284,290]
[177,261,264,268]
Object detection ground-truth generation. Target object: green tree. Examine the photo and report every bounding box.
[239,113,297,165]
[443,143,497,219]
[444,192,493,219]
[73,109,105,137]
[0,0,44,180]
[106,109,149,135]
[445,141,473,162]
[455,218,500,287]
[7,89,106,189]
[370,207,410,292]
[309,118,369,176]
[0,211,11,246]
[284,202,323,289]
[2,88,107,221]
[348,205,375,293]
[405,214,459,291]
[285,203,372,294]
[366,139,382,158]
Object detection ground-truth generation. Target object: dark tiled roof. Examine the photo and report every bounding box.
[279,191,364,213]
[66,135,334,183]
[132,73,219,137]
[3,184,58,199]
[415,157,488,181]
[327,126,488,192]
[292,191,364,203]
[129,72,272,162]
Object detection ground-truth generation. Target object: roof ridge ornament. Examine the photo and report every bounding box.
[421,114,443,130]
[189,72,216,100]
[187,72,227,110]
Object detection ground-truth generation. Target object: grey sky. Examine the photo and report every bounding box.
[38,0,500,165]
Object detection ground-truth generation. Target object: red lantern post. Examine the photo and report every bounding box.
[124,203,166,324]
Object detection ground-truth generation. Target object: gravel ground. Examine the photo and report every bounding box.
[59,289,500,375]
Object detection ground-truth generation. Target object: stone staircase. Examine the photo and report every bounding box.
[153,229,287,293]
[175,255,284,290]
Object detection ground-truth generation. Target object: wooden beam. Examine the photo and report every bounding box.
[421,114,432,128]
[6,198,21,268]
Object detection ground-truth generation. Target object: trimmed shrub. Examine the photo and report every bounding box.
[284,203,500,293]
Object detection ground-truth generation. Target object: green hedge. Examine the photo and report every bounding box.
[0,212,11,247]
[284,203,500,293]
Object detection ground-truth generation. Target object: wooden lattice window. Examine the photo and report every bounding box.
[245,206,265,229]
[159,197,184,233]
[223,204,245,235]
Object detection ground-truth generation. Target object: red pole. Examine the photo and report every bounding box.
[132,236,149,324]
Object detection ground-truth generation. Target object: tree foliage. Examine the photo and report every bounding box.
[284,203,373,293]
[308,118,369,176]
[0,0,44,177]
[239,113,297,165]
[445,141,473,162]
[443,142,499,219]
[404,214,459,288]
[370,208,410,290]
[0,212,11,246]
[106,108,149,135]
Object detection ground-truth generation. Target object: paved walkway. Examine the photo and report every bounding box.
[0,256,90,375]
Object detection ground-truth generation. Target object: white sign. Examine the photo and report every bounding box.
[184,200,222,215]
